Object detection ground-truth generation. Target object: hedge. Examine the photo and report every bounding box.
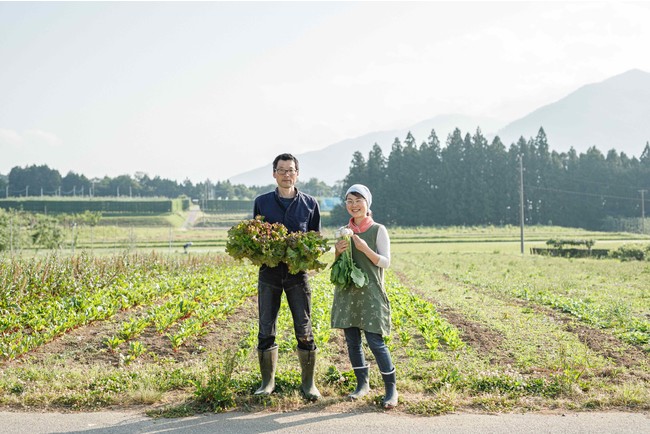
[0,198,190,215]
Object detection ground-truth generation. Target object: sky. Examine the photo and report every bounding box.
[2,1,650,184]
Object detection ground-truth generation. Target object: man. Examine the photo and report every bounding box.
[252,153,321,400]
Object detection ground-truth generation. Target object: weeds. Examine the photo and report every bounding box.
[194,350,239,412]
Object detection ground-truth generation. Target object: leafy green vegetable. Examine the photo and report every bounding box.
[285,231,330,274]
[329,227,369,289]
[226,216,288,268]
[350,264,369,287]
[226,216,330,273]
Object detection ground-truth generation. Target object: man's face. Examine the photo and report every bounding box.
[273,159,299,189]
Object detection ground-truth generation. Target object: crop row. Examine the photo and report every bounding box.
[106,267,257,356]
[0,253,252,360]
[272,269,465,361]
[410,252,650,353]
[513,287,649,350]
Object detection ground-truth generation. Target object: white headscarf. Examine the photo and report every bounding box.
[345,184,372,209]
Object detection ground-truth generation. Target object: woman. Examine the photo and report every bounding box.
[330,184,398,409]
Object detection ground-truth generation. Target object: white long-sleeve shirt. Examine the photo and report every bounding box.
[375,224,391,269]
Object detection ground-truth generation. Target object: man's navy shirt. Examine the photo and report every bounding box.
[253,188,321,233]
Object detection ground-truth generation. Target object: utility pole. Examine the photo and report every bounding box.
[640,189,647,234]
[9,212,13,255]
[519,155,525,255]
[71,222,77,254]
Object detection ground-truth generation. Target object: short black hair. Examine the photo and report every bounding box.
[273,153,299,171]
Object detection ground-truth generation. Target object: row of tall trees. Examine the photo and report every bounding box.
[1,167,336,201]
[3,166,200,198]
[333,128,650,230]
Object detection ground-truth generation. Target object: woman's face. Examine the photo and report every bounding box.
[345,194,368,219]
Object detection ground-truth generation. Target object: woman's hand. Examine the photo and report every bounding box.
[351,234,370,254]
[335,238,349,256]
[351,234,381,265]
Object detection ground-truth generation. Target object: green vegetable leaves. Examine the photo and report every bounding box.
[329,228,369,289]
[285,231,330,274]
[350,264,369,287]
[226,216,330,273]
[329,255,348,286]
[226,216,288,268]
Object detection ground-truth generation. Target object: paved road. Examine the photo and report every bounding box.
[1,410,648,434]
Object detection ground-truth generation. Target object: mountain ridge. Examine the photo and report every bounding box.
[231,69,650,186]
[230,114,504,186]
[495,69,650,154]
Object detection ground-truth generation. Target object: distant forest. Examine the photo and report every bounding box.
[331,127,650,231]
[3,126,650,231]
[0,167,335,201]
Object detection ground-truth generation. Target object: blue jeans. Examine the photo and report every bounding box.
[344,327,394,373]
[257,263,316,351]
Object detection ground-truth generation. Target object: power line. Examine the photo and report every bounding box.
[525,185,647,203]
[549,175,648,192]
[524,170,649,192]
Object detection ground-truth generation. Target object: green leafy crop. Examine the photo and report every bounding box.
[285,231,330,274]
[226,216,330,273]
[329,227,369,288]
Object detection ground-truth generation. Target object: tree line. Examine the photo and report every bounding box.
[4,126,649,232]
[0,167,335,201]
[331,127,650,231]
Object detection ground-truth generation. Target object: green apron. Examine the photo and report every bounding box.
[330,224,391,335]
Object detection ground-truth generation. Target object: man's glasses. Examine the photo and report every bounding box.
[275,168,298,176]
[345,199,366,206]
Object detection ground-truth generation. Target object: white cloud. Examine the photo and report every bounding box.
[0,129,23,147]
[24,130,63,147]
[0,128,62,148]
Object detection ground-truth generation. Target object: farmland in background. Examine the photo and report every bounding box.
[0,218,648,415]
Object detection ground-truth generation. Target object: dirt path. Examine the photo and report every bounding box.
[182,205,202,230]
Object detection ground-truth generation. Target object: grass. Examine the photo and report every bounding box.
[0,221,649,416]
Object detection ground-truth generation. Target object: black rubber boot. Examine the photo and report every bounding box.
[381,369,398,409]
[254,345,278,396]
[297,348,321,401]
[348,365,370,400]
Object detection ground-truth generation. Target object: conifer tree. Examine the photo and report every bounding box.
[401,132,421,225]
[486,136,509,224]
[366,143,387,218]
[384,138,405,225]
[440,129,465,224]
[419,129,443,224]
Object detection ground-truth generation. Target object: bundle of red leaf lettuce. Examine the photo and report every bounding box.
[226,216,330,273]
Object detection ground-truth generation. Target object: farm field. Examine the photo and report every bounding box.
[0,225,648,416]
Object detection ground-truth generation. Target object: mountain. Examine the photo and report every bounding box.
[495,69,650,154]
[229,114,505,186]
[230,69,650,187]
